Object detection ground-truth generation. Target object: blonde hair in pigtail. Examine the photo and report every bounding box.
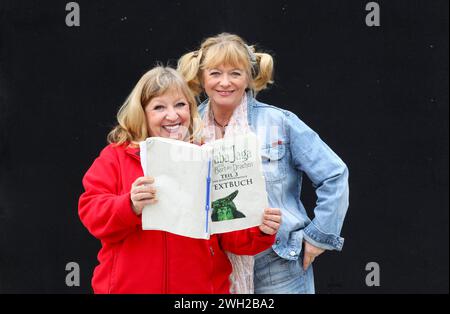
[177,50,203,97]
[252,52,274,94]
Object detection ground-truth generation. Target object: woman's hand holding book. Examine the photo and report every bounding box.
[259,208,282,235]
[130,176,158,215]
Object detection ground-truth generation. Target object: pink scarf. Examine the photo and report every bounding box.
[202,94,252,141]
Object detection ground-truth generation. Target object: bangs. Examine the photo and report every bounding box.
[202,42,250,70]
[154,81,185,98]
[164,79,196,106]
[141,70,193,106]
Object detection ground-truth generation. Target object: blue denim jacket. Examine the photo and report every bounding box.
[198,94,349,261]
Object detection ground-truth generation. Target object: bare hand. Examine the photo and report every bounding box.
[130,176,157,215]
[302,241,325,271]
[259,208,282,235]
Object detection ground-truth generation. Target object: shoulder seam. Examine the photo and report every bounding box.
[253,101,289,116]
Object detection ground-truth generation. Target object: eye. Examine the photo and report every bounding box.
[231,71,242,77]
[209,71,220,76]
[175,102,187,107]
[153,105,165,111]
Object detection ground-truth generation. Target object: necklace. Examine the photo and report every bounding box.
[213,117,229,137]
[213,117,229,128]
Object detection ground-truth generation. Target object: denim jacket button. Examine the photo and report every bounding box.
[290,251,296,257]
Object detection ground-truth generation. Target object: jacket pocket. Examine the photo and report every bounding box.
[260,144,287,182]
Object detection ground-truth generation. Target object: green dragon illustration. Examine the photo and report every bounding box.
[211,190,246,222]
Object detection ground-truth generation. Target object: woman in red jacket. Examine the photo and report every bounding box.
[78,66,281,294]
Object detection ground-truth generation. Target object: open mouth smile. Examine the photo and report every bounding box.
[217,90,234,96]
[162,123,182,133]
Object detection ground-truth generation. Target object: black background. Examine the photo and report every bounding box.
[0,0,448,293]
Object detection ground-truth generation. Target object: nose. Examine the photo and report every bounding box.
[165,107,179,121]
[219,74,231,87]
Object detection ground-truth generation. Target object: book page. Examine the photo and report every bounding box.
[140,137,212,239]
[210,132,268,234]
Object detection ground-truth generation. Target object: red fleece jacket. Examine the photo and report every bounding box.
[78,143,275,293]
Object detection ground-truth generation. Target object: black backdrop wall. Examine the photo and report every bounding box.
[0,0,448,293]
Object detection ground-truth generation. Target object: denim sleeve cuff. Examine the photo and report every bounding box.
[302,222,344,251]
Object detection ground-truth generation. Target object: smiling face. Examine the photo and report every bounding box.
[203,64,249,109]
[144,88,191,141]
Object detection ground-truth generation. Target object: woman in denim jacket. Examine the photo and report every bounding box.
[178,33,349,294]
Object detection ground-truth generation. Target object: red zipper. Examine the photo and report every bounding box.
[163,232,168,293]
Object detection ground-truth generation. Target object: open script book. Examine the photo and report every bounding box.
[139,132,268,239]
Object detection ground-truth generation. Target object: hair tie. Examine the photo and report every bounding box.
[245,44,257,64]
